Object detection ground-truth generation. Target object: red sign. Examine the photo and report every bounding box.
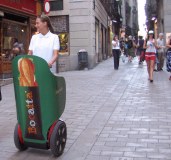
[0,0,37,15]
[44,0,50,14]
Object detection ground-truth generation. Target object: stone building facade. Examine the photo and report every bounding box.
[145,0,171,41]
[156,0,171,39]
[121,0,139,37]
[48,0,113,72]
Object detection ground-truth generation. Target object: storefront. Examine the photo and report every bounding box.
[0,0,37,79]
[50,15,69,72]
[50,15,69,55]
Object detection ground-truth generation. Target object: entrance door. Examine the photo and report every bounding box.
[101,26,104,61]
[95,19,99,62]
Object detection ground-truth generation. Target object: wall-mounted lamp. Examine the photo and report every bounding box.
[0,11,4,17]
[151,17,156,21]
[155,19,157,23]
[112,20,117,23]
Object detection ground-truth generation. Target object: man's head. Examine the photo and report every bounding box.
[159,33,164,39]
[128,35,132,40]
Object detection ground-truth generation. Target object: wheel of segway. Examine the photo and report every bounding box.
[14,123,27,151]
[50,120,67,157]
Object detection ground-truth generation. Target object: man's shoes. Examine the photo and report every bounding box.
[154,69,158,72]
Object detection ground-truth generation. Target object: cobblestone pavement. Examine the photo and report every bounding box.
[1,57,171,160]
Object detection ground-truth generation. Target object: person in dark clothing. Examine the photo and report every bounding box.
[0,87,2,101]
[166,34,171,80]
[112,35,120,70]
[127,35,136,62]
[137,36,145,64]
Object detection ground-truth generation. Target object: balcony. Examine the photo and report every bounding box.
[99,0,122,23]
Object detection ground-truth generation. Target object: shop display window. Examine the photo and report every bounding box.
[0,21,27,61]
[58,33,69,55]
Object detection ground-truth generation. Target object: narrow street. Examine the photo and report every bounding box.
[1,57,171,160]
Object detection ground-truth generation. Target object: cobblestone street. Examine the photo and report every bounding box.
[1,57,171,160]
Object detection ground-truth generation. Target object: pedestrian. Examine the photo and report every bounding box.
[0,87,2,101]
[28,15,60,73]
[143,30,157,82]
[124,37,128,57]
[127,35,136,63]
[120,37,126,63]
[9,38,23,60]
[166,34,171,80]
[112,35,120,70]
[156,33,165,71]
[120,37,125,54]
[137,36,145,64]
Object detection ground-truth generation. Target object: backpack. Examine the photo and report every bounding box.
[127,40,133,49]
[166,50,171,72]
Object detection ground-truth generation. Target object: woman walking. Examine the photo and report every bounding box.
[112,35,120,70]
[143,30,157,82]
[166,34,171,80]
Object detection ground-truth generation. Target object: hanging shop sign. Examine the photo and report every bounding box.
[0,0,36,15]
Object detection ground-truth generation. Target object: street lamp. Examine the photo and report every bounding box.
[112,20,117,23]
[151,17,156,21]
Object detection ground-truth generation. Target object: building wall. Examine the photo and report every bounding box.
[49,0,109,71]
[121,0,126,27]
[155,0,171,41]
[69,0,109,70]
[69,0,92,70]
[122,0,138,37]
[156,0,164,34]
[49,0,70,16]
[94,0,108,62]
[163,0,171,34]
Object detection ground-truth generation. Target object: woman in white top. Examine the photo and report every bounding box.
[112,35,120,70]
[143,30,157,82]
[28,15,60,73]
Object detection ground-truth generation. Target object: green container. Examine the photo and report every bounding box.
[12,55,66,146]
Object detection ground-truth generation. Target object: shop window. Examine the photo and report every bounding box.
[58,33,69,54]
[50,0,63,11]
[1,21,27,61]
